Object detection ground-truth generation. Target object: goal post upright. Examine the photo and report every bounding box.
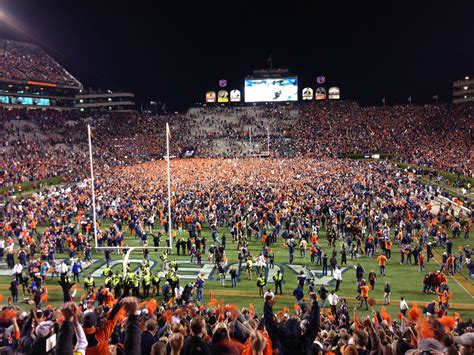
[87,123,173,256]
[87,124,99,251]
[166,122,173,253]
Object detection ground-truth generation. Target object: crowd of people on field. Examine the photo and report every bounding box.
[1,155,474,353]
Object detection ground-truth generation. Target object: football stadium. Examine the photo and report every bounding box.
[0,2,473,354]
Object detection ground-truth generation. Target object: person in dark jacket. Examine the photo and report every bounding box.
[56,302,88,355]
[122,297,141,355]
[181,316,212,355]
[281,292,320,355]
[293,287,304,303]
[263,294,283,354]
[141,319,160,355]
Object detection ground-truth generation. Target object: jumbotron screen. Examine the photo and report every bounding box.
[244,78,298,102]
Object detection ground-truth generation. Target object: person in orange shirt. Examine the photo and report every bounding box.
[377,254,387,276]
[385,240,392,259]
[359,283,369,310]
[419,251,425,272]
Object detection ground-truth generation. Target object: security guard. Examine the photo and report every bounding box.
[140,260,149,272]
[104,274,113,289]
[169,271,179,295]
[152,272,161,297]
[124,271,135,297]
[103,265,112,278]
[273,270,283,295]
[143,272,151,298]
[256,273,266,298]
[132,272,140,297]
[84,275,95,292]
[112,273,122,298]
[160,251,168,270]
[245,257,253,280]
[169,258,178,272]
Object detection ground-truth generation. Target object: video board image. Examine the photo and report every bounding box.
[244,78,298,102]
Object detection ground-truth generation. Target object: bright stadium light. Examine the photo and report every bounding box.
[466,76,470,80]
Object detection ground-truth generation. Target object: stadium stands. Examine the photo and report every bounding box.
[1,101,473,187]
[0,39,81,86]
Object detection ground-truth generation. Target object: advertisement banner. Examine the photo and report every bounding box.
[217,90,229,103]
[230,89,241,102]
[302,87,313,100]
[205,91,216,103]
[315,87,327,100]
[328,87,340,100]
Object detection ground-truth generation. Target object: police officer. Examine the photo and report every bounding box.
[142,272,151,297]
[104,274,113,289]
[245,257,253,280]
[160,251,168,270]
[256,273,266,298]
[169,258,178,272]
[273,270,283,295]
[151,272,161,297]
[84,274,95,293]
[103,265,112,278]
[112,273,122,298]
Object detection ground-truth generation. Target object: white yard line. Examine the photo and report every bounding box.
[430,252,474,298]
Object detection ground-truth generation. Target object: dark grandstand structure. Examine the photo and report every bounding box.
[0,39,82,109]
[453,76,474,104]
[0,39,135,111]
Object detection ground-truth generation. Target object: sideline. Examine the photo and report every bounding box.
[431,248,474,298]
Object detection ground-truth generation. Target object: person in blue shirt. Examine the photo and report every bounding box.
[72,261,82,282]
[293,286,304,303]
[9,277,18,304]
[195,275,205,302]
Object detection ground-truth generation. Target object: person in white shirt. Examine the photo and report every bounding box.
[328,290,339,315]
[333,266,342,291]
[174,285,184,302]
[13,262,23,282]
[400,297,409,316]
[59,261,69,276]
[263,288,274,300]
[0,239,5,261]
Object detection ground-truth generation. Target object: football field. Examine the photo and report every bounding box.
[2,221,473,319]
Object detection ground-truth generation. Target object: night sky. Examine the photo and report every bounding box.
[0,0,473,110]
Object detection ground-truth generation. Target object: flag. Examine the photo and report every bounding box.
[88,125,96,138]
[382,97,386,105]
[408,96,412,104]
[432,94,438,99]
